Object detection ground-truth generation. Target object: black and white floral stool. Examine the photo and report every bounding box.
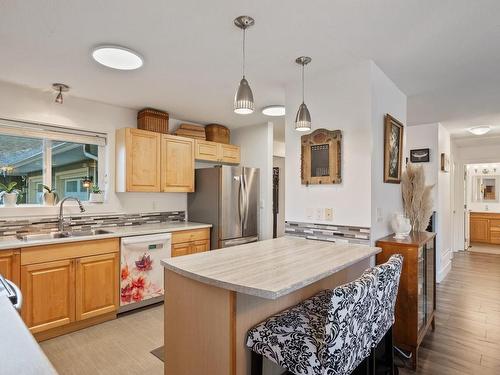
[246,255,403,375]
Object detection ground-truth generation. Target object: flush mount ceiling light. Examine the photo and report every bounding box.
[92,45,143,70]
[295,56,312,132]
[233,16,255,115]
[262,105,285,117]
[468,125,491,136]
[52,83,69,104]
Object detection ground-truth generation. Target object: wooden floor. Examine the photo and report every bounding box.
[41,304,164,375]
[400,251,500,375]
[40,252,500,375]
[469,243,500,255]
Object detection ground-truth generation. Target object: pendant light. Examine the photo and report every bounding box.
[295,56,312,131]
[233,16,255,115]
[52,83,69,104]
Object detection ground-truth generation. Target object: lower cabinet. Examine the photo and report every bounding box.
[75,253,119,321]
[20,238,119,339]
[171,228,210,257]
[0,249,20,284]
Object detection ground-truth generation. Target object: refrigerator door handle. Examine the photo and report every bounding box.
[238,176,245,229]
[242,173,249,231]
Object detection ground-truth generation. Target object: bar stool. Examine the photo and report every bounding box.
[365,254,404,374]
[246,255,403,375]
[246,270,379,375]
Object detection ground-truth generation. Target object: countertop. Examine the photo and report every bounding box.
[0,221,212,250]
[376,231,436,247]
[0,296,58,374]
[161,236,380,299]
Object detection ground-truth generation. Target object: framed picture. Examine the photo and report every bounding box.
[384,114,404,183]
[410,148,430,163]
[441,153,450,172]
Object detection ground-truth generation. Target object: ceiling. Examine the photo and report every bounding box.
[1,1,500,134]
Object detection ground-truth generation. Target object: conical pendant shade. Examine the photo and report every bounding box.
[295,102,311,131]
[234,77,254,114]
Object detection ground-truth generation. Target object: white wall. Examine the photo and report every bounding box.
[369,63,407,240]
[406,123,452,282]
[0,80,187,218]
[284,61,373,228]
[231,122,274,240]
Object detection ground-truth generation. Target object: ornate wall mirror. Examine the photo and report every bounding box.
[301,129,342,185]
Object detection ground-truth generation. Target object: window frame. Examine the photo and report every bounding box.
[0,118,107,207]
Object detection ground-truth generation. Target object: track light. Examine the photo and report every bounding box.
[52,83,69,104]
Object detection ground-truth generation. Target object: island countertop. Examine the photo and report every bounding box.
[161,236,380,299]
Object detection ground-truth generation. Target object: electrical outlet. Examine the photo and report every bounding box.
[306,208,314,219]
[324,208,333,221]
[315,208,323,221]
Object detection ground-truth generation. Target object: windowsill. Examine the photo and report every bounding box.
[0,202,121,220]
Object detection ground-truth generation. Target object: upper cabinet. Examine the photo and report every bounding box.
[116,128,194,193]
[195,140,240,164]
[116,128,161,192]
[161,135,194,192]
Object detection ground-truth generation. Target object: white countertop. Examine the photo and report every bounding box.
[161,236,380,299]
[0,296,58,374]
[0,221,212,250]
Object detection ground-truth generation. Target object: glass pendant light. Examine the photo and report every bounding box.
[234,16,255,115]
[295,56,312,131]
[52,83,69,104]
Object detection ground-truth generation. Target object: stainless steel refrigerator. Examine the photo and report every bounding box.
[188,166,259,249]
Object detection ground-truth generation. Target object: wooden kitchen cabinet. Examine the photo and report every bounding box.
[195,140,240,164]
[171,228,211,257]
[161,135,195,192]
[469,212,500,244]
[116,128,161,192]
[0,249,20,284]
[20,238,119,340]
[75,253,119,321]
[21,259,75,333]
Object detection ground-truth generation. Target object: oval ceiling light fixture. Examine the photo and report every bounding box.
[468,125,491,136]
[92,45,143,70]
[233,16,255,115]
[262,105,285,117]
[295,56,312,132]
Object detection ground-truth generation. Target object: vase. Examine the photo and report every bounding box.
[2,192,18,207]
[89,192,104,203]
[43,192,58,206]
[391,213,411,239]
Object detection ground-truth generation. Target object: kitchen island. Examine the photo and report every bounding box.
[161,236,380,375]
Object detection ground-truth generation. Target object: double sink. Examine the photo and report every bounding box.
[16,229,112,242]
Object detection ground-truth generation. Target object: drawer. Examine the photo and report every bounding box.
[490,230,500,244]
[21,238,119,265]
[171,228,210,244]
[490,219,500,229]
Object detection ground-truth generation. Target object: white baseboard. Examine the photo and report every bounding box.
[437,259,452,283]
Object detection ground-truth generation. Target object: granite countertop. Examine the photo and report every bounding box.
[161,236,380,299]
[0,296,58,374]
[0,221,212,251]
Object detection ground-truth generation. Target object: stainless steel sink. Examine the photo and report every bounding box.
[17,229,111,241]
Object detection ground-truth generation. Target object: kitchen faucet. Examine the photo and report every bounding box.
[58,197,85,231]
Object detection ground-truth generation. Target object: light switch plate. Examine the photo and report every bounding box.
[324,208,333,221]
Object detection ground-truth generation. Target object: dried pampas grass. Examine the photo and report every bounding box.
[401,163,434,231]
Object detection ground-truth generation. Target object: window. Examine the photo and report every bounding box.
[0,118,106,206]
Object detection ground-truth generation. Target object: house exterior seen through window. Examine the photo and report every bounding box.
[0,120,105,206]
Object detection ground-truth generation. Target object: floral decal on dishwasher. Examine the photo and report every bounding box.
[121,252,163,304]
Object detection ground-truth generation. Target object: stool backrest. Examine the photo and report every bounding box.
[318,270,378,374]
[367,254,403,346]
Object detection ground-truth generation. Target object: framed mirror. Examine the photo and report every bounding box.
[301,129,342,185]
[472,175,499,202]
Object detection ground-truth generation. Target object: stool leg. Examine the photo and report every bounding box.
[368,349,376,375]
[384,326,394,374]
[251,351,263,375]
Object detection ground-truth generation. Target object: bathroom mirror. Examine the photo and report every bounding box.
[472,176,499,202]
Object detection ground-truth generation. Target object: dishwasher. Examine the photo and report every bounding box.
[119,233,171,313]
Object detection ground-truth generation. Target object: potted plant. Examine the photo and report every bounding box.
[0,181,20,207]
[42,185,58,206]
[89,184,104,203]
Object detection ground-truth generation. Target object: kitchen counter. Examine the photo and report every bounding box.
[0,221,211,250]
[162,236,380,375]
[161,236,380,299]
[0,296,57,374]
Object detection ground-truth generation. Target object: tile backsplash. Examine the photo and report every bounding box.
[285,221,370,245]
[0,211,185,237]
